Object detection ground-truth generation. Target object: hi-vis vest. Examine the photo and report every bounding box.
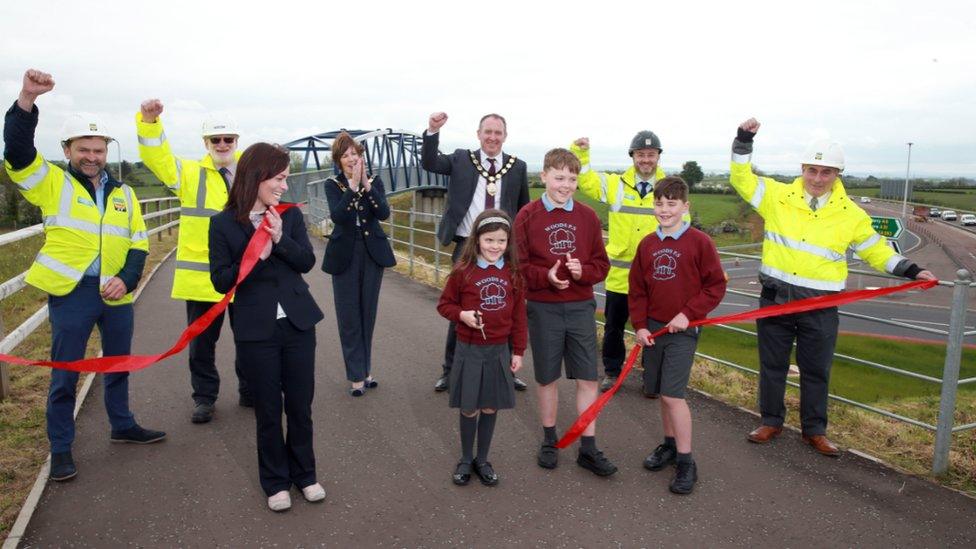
[570,143,691,294]
[137,113,240,302]
[730,152,903,291]
[5,154,148,304]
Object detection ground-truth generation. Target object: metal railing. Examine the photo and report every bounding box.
[318,199,974,475]
[0,196,180,400]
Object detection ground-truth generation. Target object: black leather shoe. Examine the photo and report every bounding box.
[474,461,499,486]
[191,402,214,424]
[49,451,76,482]
[577,449,618,477]
[434,375,449,392]
[349,387,365,397]
[537,442,558,469]
[643,444,677,471]
[670,460,698,494]
[452,461,472,486]
[239,393,255,408]
[111,424,167,444]
[364,378,378,389]
[513,376,528,391]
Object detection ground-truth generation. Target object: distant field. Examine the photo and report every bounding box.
[854,188,976,212]
[130,185,173,200]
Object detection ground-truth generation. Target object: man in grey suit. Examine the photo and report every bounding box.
[422,112,531,392]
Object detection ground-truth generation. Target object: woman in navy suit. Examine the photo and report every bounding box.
[322,132,396,396]
[209,142,325,512]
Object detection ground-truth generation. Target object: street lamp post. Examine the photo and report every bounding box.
[901,142,913,218]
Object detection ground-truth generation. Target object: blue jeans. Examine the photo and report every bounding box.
[47,276,136,453]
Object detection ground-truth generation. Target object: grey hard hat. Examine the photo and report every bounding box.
[628,130,663,155]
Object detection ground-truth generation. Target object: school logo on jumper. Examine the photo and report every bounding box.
[112,197,127,213]
[477,277,508,311]
[546,224,577,255]
[652,248,681,281]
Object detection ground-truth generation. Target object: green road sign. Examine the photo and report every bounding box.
[871,216,904,239]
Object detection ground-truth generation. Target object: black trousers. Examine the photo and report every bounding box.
[237,318,317,496]
[601,290,630,376]
[757,297,839,435]
[441,239,466,376]
[332,237,384,382]
[186,300,249,405]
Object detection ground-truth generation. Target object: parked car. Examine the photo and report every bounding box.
[929,207,942,217]
[961,214,976,226]
[860,196,871,203]
[941,210,958,221]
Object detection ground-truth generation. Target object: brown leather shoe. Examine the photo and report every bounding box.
[802,434,840,457]
[747,425,783,443]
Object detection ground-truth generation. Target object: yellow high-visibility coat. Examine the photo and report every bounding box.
[730,153,902,291]
[137,113,241,302]
[6,153,148,304]
[571,143,689,293]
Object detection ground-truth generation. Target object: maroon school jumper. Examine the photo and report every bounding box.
[437,262,528,355]
[628,225,727,330]
[513,199,609,303]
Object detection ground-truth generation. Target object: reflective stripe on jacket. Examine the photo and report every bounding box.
[729,151,902,291]
[6,153,148,304]
[137,112,240,302]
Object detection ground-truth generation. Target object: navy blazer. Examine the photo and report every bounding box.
[321,174,396,275]
[209,206,324,342]
[421,130,530,246]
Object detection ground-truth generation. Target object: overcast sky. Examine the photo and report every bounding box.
[2,0,974,177]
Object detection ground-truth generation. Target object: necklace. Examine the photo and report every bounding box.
[469,151,516,196]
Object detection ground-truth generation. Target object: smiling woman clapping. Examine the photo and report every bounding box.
[208,143,326,512]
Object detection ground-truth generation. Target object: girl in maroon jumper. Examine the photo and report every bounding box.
[437,209,527,487]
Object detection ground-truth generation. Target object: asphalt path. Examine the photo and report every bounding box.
[16,238,976,547]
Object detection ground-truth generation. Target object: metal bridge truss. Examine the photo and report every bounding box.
[282,129,450,193]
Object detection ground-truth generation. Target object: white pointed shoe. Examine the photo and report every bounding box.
[267,490,291,512]
[302,483,326,502]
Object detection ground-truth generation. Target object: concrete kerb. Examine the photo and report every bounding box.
[3,246,177,549]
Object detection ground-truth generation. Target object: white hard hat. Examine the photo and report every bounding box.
[201,116,239,138]
[801,138,845,171]
[61,113,113,144]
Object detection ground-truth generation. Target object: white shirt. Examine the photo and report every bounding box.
[803,190,831,211]
[456,149,503,238]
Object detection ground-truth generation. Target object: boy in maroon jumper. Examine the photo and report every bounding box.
[629,176,726,494]
[514,148,616,476]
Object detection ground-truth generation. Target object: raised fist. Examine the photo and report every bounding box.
[739,118,761,134]
[140,99,164,123]
[428,112,448,133]
[22,69,55,97]
[573,137,590,150]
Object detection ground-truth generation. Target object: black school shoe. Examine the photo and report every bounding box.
[669,461,698,494]
[452,461,473,486]
[110,424,167,444]
[643,444,677,471]
[537,441,558,469]
[191,402,215,424]
[474,461,499,486]
[49,451,76,482]
[577,449,618,477]
[513,376,528,391]
[434,375,449,392]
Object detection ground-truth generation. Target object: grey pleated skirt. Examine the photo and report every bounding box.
[448,341,516,410]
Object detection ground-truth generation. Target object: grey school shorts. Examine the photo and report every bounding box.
[527,299,599,385]
[641,318,700,399]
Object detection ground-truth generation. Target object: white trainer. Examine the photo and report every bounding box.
[267,490,291,512]
[302,483,326,502]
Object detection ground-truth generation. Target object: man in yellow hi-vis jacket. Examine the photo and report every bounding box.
[730,117,935,456]
[571,132,690,392]
[137,99,248,424]
[4,69,166,482]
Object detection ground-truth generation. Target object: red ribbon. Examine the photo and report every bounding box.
[555,278,938,449]
[0,204,296,373]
